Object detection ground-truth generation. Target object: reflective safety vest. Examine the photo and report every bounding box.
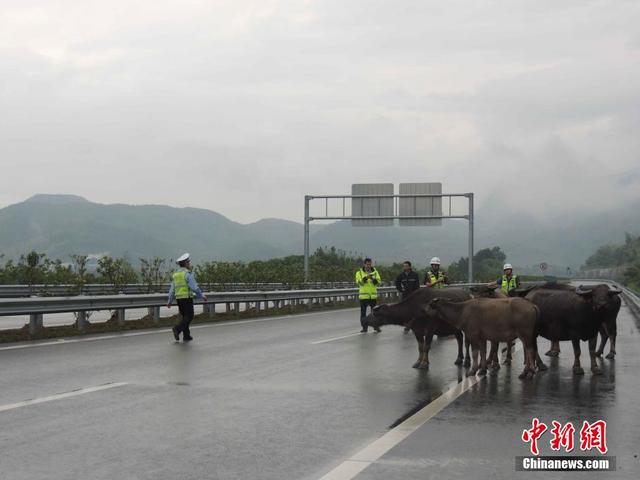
[355,268,381,300]
[172,269,192,299]
[427,270,446,289]
[501,275,518,295]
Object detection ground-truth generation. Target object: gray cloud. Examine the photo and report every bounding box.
[1,0,639,223]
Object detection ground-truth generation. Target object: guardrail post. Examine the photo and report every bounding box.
[148,306,160,324]
[234,302,240,313]
[116,309,126,326]
[29,313,43,335]
[226,303,231,313]
[77,311,88,332]
[205,303,215,318]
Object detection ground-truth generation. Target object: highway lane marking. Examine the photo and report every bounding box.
[311,332,364,344]
[318,342,522,480]
[0,382,128,413]
[0,308,359,352]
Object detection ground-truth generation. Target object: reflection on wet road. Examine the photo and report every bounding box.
[354,298,640,480]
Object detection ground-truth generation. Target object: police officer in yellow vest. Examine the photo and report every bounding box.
[495,263,520,296]
[356,258,382,333]
[167,253,207,342]
[424,257,449,288]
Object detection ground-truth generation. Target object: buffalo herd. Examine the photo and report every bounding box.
[365,281,623,380]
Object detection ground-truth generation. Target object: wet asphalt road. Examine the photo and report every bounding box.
[0,307,467,480]
[1,298,639,479]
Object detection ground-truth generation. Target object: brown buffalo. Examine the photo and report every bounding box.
[427,297,540,379]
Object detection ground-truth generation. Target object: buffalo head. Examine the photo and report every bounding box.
[366,304,391,328]
[576,284,622,311]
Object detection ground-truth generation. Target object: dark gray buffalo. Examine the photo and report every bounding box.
[514,283,623,375]
[365,287,472,369]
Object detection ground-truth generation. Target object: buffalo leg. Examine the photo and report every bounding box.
[596,325,607,357]
[589,336,603,375]
[518,341,536,380]
[488,341,500,370]
[467,345,479,377]
[463,335,471,368]
[545,340,560,357]
[478,341,487,376]
[454,330,464,365]
[535,351,548,371]
[571,338,584,375]
[419,331,434,369]
[606,332,617,360]
[503,341,513,365]
[601,324,617,359]
[412,333,424,368]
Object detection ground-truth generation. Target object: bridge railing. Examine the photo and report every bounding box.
[0,287,401,334]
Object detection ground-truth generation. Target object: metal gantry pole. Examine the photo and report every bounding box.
[304,195,311,282]
[468,193,474,283]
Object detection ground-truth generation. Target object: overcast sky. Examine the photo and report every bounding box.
[1,0,639,223]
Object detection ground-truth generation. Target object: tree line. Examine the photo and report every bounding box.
[583,233,640,290]
[0,246,513,291]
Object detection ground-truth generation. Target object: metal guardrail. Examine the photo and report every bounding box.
[4,279,629,337]
[0,286,400,335]
[0,282,356,298]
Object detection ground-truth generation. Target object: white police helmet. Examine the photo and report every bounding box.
[503,263,513,271]
[430,257,441,265]
[176,253,190,264]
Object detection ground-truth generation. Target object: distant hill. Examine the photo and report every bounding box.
[0,195,286,262]
[0,194,638,269]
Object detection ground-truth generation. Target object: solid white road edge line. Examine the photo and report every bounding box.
[0,382,128,413]
[318,342,522,480]
[0,308,359,352]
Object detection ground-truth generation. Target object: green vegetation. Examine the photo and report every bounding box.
[194,247,403,286]
[584,233,640,290]
[447,246,508,283]
[0,245,530,289]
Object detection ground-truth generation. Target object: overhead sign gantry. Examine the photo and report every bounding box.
[303,183,475,283]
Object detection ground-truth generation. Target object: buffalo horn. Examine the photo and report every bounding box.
[576,285,592,295]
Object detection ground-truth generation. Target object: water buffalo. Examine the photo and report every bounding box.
[428,297,539,379]
[516,283,623,375]
[365,287,472,369]
[469,285,512,369]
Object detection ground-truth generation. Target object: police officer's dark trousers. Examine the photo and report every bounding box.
[360,299,377,331]
[176,298,195,339]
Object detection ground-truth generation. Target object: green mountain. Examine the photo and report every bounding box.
[0,194,638,271]
[0,195,286,262]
